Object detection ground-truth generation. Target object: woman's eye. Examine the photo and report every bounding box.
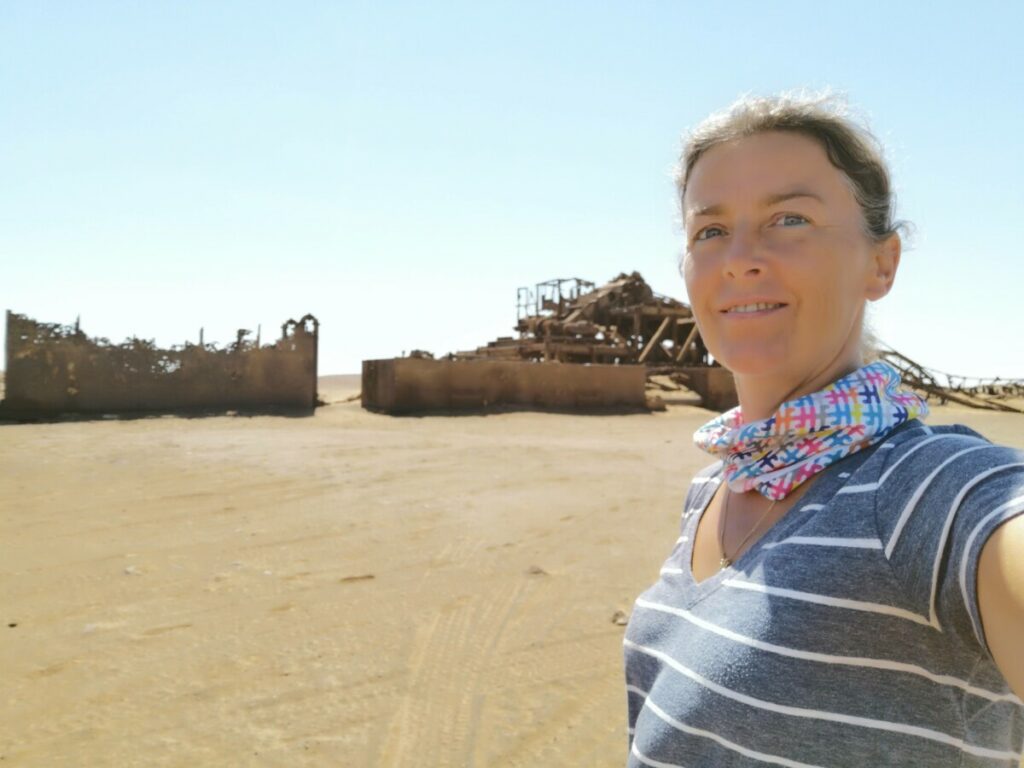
[775,213,808,227]
[695,225,726,241]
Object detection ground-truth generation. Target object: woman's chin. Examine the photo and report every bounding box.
[712,346,794,379]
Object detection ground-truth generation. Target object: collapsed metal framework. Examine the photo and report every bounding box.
[450,272,737,410]
[462,272,711,367]
[877,347,1024,414]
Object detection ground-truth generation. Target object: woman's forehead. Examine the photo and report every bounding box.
[684,131,850,214]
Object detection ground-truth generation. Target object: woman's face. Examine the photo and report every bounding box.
[681,131,898,385]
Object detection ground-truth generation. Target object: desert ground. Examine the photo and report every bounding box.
[2,375,1022,767]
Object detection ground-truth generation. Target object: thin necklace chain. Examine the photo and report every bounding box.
[718,488,779,569]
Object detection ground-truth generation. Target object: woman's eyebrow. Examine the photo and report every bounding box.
[688,203,725,218]
[687,190,825,219]
[762,189,824,206]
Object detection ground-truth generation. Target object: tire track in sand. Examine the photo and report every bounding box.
[378,579,526,768]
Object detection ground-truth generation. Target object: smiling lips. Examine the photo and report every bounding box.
[721,301,787,315]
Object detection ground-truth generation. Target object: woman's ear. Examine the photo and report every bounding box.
[865,233,901,301]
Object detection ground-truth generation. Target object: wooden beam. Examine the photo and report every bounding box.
[638,316,672,363]
[675,323,700,362]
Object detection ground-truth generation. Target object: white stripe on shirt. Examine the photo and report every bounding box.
[762,536,882,551]
[631,741,686,768]
[837,434,965,495]
[634,598,1022,704]
[630,685,828,768]
[722,578,932,626]
[958,493,1024,646]
[927,463,1024,629]
[884,444,993,558]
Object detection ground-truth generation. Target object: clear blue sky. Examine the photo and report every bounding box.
[3,1,1022,378]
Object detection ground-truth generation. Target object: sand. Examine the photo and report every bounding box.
[2,376,1022,767]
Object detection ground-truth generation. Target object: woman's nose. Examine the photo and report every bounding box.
[721,228,764,279]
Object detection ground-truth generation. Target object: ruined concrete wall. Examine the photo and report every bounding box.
[677,366,738,412]
[2,311,318,415]
[362,358,646,413]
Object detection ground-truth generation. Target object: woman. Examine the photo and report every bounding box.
[623,94,1024,767]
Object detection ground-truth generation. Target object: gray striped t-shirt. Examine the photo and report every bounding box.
[624,421,1024,767]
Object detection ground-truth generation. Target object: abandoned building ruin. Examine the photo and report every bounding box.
[362,272,738,413]
[1,310,319,417]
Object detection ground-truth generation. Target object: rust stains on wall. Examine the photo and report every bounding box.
[362,357,647,413]
[2,311,319,417]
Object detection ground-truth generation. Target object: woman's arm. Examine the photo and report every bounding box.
[978,514,1024,699]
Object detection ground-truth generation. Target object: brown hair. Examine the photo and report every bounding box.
[677,92,905,242]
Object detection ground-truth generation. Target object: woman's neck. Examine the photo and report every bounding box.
[733,355,864,423]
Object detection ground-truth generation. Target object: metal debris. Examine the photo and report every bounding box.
[459,272,710,366]
[453,272,737,411]
[877,347,1024,414]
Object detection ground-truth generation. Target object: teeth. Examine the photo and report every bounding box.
[727,303,783,313]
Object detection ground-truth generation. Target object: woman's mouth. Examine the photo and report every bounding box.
[722,302,787,315]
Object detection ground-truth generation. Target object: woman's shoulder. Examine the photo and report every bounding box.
[682,460,725,511]
[882,418,987,447]
[691,460,725,483]
[861,418,1024,551]
[874,419,1023,476]
[854,419,1024,650]
[826,419,1023,545]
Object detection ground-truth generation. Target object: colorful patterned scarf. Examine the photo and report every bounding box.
[694,361,929,501]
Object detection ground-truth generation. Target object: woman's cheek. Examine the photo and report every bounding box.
[806,282,853,346]
[682,255,709,310]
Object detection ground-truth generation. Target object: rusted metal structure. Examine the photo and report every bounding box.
[2,311,319,417]
[456,272,737,411]
[877,347,1024,414]
[462,272,708,366]
[360,272,735,414]
[362,357,646,413]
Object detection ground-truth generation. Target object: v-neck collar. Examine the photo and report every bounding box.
[679,462,842,606]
